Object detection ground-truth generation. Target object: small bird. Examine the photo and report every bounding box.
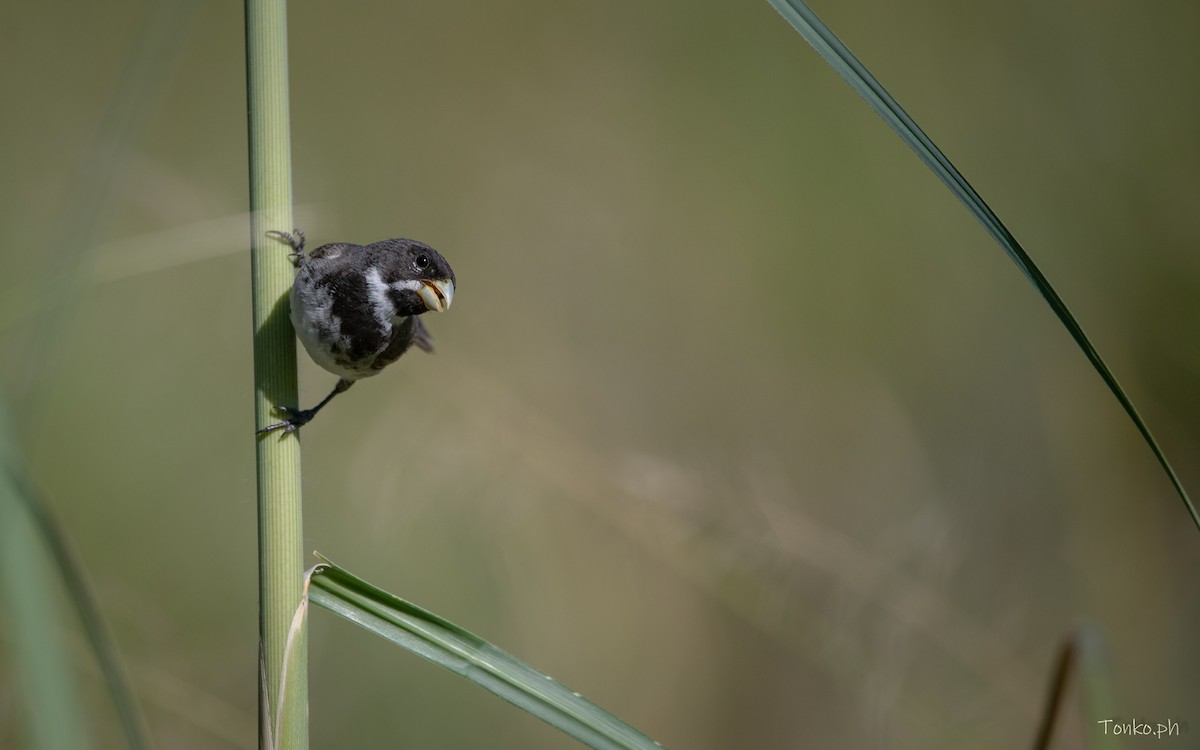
[258,229,456,434]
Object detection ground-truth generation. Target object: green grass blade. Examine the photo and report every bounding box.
[272,592,310,750]
[0,418,89,750]
[307,558,667,750]
[0,405,152,750]
[765,0,1197,531]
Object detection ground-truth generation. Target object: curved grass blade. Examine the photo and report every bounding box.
[0,424,89,750]
[766,0,1198,531]
[266,592,310,750]
[0,406,152,750]
[306,558,667,750]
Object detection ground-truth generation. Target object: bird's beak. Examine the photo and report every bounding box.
[418,279,454,312]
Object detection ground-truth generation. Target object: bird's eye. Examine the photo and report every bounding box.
[415,254,430,270]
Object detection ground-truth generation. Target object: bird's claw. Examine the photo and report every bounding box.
[265,228,307,267]
[257,405,316,435]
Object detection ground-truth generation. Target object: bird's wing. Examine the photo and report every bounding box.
[306,242,359,262]
[410,316,435,354]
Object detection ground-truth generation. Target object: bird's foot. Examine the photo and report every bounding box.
[265,228,307,267]
[257,405,316,435]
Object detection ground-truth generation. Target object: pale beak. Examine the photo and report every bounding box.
[418,279,454,312]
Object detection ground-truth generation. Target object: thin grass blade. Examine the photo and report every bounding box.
[0,404,151,750]
[307,558,667,750]
[0,414,89,750]
[765,0,1197,530]
[272,592,310,750]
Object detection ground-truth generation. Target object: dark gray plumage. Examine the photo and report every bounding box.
[259,230,456,434]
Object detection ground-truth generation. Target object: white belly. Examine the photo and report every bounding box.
[290,282,380,380]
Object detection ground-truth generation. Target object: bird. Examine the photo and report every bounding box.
[258,229,456,434]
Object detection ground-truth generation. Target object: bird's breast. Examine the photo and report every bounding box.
[290,267,392,380]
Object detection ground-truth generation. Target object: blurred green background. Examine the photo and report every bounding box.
[2,0,1198,748]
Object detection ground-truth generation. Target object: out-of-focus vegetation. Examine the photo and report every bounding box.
[1,1,1197,748]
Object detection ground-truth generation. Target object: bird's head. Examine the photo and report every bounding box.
[373,238,456,316]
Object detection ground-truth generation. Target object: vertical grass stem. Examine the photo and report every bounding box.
[245,0,308,748]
